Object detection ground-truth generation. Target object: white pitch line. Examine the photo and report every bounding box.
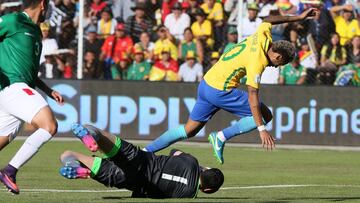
[2,184,360,193]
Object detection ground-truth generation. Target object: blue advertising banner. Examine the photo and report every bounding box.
[38,80,360,146]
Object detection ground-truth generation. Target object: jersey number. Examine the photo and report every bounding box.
[35,42,40,56]
[222,39,247,61]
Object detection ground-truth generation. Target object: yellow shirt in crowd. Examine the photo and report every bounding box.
[154,39,178,60]
[334,15,360,45]
[191,19,214,47]
[200,2,224,21]
[204,22,273,91]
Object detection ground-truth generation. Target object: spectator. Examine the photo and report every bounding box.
[153,25,178,60]
[112,0,135,21]
[224,0,239,26]
[149,48,179,81]
[278,56,307,85]
[83,51,102,79]
[100,23,134,79]
[178,28,203,64]
[178,51,203,82]
[185,0,199,24]
[201,0,224,50]
[164,2,191,41]
[324,0,346,10]
[222,26,238,53]
[127,47,152,80]
[161,0,178,23]
[125,2,154,43]
[63,55,77,79]
[91,0,107,17]
[74,6,95,29]
[58,0,76,19]
[40,22,59,64]
[84,25,104,59]
[111,53,129,80]
[335,35,360,86]
[204,51,219,73]
[330,4,360,45]
[135,32,155,62]
[201,0,223,23]
[97,7,117,39]
[58,17,76,49]
[191,8,214,49]
[258,0,278,18]
[39,54,64,79]
[237,3,262,39]
[298,38,318,83]
[302,3,335,47]
[346,35,360,65]
[319,32,347,84]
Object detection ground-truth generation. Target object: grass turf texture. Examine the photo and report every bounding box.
[1,140,360,202]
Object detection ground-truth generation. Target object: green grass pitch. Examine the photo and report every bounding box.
[1,140,360,202]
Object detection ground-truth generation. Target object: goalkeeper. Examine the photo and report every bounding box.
[59,124,224,198]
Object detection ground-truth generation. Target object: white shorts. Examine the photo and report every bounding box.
[0,83,48,141]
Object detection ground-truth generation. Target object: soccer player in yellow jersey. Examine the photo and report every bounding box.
[145,8,319,164]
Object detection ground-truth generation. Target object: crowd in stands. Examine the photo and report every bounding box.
[1,0,360,86]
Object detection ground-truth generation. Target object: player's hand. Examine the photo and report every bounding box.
[51,90,64,105]
[259,130,276,151]
[300,8,320,20]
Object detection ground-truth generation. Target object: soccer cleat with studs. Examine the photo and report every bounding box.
[208,132,225,165]
[71,123,99,152]
[0,170,19,195]
[59,166,91,179]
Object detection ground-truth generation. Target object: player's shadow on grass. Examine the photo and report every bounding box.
[196,197,250,200]
[102,196,249,201]
[279,197,360,202]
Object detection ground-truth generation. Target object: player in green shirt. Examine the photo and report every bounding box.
[0,0,64,194]
[127,47,151,80]
[279,56,307,85]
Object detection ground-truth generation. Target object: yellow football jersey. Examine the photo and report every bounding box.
[204,22,272,91]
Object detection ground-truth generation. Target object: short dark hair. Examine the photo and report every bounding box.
[271,40,296,64]
[200,168,224,194]
[22,0,48,9]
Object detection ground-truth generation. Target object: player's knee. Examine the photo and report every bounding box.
[42,121,58,136]
[261,104,273,124]
[60,150,74,161]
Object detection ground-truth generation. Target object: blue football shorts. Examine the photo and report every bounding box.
[189,80,257,122]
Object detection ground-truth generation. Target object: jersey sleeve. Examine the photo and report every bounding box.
[245,62,264,89]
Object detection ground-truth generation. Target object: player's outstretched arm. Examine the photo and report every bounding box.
[35,77,64,105]
[263,8,319,25]
[247,85,275,150]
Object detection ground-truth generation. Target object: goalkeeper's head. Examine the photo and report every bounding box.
[199,167,224,194]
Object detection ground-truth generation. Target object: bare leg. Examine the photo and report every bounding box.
[0,136,9,151]
[184,118,207,138]
[60,150,95,169]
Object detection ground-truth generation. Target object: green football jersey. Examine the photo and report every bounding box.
[0,12,42,90]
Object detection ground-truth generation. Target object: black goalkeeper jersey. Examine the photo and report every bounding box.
[155,152,200,198]
[135,151,201,198]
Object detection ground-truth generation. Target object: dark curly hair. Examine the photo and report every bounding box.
[271,40,296,64]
